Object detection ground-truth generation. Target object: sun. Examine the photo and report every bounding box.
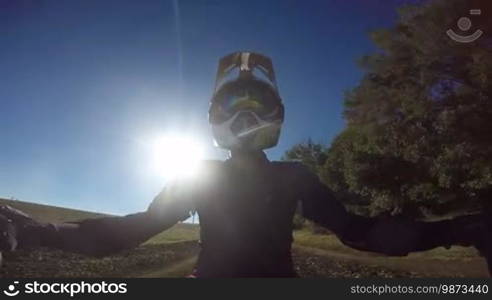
[150,134,205,180]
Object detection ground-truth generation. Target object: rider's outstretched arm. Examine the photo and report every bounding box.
[297,165,490,258]
[13,181,195,257]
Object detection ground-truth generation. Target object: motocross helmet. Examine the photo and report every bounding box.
[209,52,284,151]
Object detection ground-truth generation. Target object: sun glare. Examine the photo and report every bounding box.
[150,135,205,180]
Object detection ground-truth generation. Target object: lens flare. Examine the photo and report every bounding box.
[150,135,204,180]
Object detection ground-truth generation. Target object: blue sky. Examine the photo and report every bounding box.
[0,0,409,215]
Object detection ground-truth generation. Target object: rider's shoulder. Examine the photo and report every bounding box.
[197,159,229,178]
[270,160,306,168]
[270,160,312,175]
[199,159,226,172]
[200,159,225,167]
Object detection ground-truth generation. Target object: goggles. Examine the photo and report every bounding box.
[209,80,283,125]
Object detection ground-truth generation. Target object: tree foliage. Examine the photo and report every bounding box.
[282,139,327,174]
[286,0,492,218]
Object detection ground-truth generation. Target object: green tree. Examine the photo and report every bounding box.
[282,139,328,173]
[289,0,492,218]
[282,139,328,230]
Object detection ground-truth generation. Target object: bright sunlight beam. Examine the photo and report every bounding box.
[150,134,205,180]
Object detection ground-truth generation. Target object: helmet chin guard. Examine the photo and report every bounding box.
[209,52,284,151]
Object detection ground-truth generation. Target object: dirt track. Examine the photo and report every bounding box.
[1,241,489,278]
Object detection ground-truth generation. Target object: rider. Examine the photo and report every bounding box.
[0,52,490,277]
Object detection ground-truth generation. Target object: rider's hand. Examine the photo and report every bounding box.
[366,216,421,256]
[0,205,45,251]
[366,213,491,256]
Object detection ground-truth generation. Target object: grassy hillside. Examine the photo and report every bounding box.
[0,198,489,277]
[0,198,201,278]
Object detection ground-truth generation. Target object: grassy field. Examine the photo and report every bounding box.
[292,230,488,277]
[0,198,109,223]
[0,198,489,277]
